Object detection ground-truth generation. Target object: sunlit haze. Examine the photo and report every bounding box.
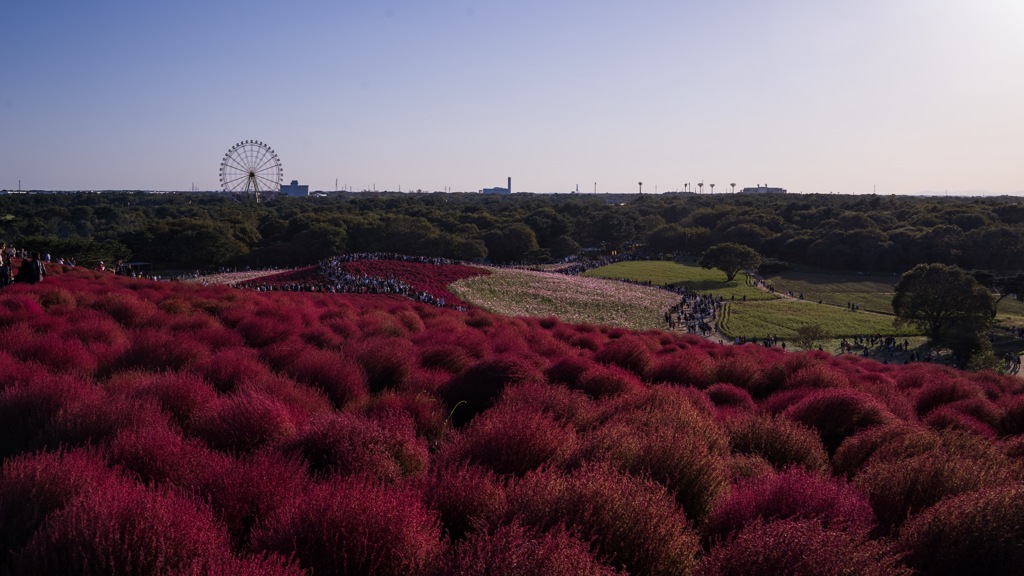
[2,0,1021,194]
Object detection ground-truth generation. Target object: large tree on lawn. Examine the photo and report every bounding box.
[892,263,995,359]
[698,243,761,282]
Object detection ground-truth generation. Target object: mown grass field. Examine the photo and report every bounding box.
[586,261,926,344]
[584,261,775,301]
[762,271,900,314]
[718,299,921,342]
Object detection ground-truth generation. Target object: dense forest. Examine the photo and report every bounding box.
[2,191,1023,273]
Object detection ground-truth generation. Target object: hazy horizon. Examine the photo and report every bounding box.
[2,1,1021,195]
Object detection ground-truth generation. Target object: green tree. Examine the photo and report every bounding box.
[793,324,831,351]
[698,243,761,282]
[892,263,995,360]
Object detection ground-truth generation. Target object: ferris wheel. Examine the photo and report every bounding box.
[219,140,282,202]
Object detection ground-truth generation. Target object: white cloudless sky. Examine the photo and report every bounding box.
[1,0,1021,194]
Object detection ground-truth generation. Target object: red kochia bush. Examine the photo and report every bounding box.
[783,388,898,454]
[353,337,416,392]
[700,518,910,576]
[706,382,756,417]
[831,424,939,478]
[422,463,508,541]
[281,347,369,408]
[190,392,297,453]
[0,449,120,565]
[442,355,542,427]
[504,464,701,576]
[194,451,310,548]
[196,346,275,393]
[14,481,233,575]
[648,350,715,388]
[705,468,876,543]
[438,404,577,477]
[544,355,595,386]
[281,411,428,482]
[0,375,104,458]
[1000,394,1024,435]
[853,431,1021,533]
[896,482,1024,576]
[572,363,645,399]
[726,413,829,473]
[445,522,620,576]
[252,477,443,576]
[594,336,655,377]
[107,370,218,428]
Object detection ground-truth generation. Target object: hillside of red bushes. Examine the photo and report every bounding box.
[1,263,1023,575]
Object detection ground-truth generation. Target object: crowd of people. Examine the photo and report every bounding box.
[0,244,51,287]
[663,288,723,337]
[317,254,465,309]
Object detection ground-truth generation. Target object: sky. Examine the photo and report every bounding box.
[1,0,1022,195]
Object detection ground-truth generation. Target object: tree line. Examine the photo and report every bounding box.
[1,191,1023,273]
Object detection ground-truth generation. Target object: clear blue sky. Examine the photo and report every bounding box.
[2,0,1021,194]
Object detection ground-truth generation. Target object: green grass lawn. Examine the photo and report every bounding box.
[762,270,900,314]
[585,261,775,301]
[717,299,922,342]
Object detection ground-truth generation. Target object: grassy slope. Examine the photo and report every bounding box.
[584,261,775,301]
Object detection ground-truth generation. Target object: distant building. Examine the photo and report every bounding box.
[280,180,309,197]
[481,177,512,195]
[739,185,787,194]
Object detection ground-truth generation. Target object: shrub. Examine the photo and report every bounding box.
[252,477,443,576]
[705,467,876,543]
[421,463,507,541]
[726,413,829,473]
[367,391,447,446]
[176,553,306,576]
[420,344,475,373]
[354,337,416,392]
[922,404,999,438]
[40,394,168,452]
[115,327,210,372]
[107,370,218,428]
[282,348,369,409]
[832,424,939,478]
[853,433,1020,533]
[783,388,898,454]
[438,404,577,477]
[236,314,299,347]
[594,336,655,377]
[196,346,274,394]
[575,420,728,525]
[91,292,160,328]
[726,453,775,483]
[711,348,768,392]
[572,363,645,399]
[442,355,542,427]
[0,375,104,458]
[0,449,120,565]
[700,518,910,576]
[544,355,595,386]
[1001,394,1024,435]
[282,411,427,482]
[505,464,701,576]
[648,350,714,387]
[104,420,215,487]
[195,451,310,547]
[914,377,981,418]
[14,481,232,575]
[897,483,1024,576]
[706,382,756,418]
[497,381,597,431]
[784,362,850,390]
[445,522,620,576]
[190,392,297,454]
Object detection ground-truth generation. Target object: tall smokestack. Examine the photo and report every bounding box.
[508,177,511,194]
